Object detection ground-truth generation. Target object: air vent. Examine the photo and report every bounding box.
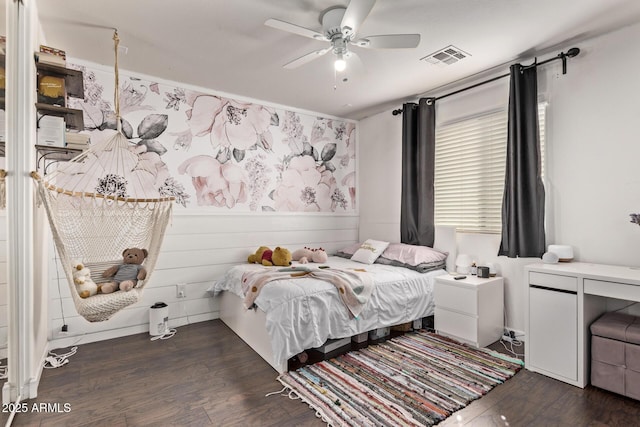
[421,45,470,66]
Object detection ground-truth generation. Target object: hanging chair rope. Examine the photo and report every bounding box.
[31,30,174,322]
[113,30,122,133]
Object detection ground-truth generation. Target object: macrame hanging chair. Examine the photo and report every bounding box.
[31,31,174,322]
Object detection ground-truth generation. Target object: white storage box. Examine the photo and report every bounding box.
[312,337,350,354]
[369,327,390,341]
[412,318,423,330]
[351,332,368,343]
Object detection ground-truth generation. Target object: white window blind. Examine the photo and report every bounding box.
[434,104,545,234]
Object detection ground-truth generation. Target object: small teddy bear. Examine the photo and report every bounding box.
[101,248,148,293]
[72,260,98,299]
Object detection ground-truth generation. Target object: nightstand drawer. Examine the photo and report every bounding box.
[434,281,477,315]
[435,308,478,344]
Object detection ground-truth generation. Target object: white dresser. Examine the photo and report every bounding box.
[525,262,640,388]
[434,275,504,348]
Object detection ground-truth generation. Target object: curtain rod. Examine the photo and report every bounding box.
[391,47,580,116]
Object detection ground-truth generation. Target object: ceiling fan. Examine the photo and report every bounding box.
[265,0,420,71]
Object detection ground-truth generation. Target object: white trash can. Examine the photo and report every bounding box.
[149,302,169,336]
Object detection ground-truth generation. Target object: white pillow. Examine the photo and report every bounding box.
[350,239,390,264]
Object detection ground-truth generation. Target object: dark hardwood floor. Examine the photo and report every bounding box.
[2,320,639,426]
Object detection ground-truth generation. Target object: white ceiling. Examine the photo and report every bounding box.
[35,0,640,120]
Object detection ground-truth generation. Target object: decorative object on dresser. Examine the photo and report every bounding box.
[542,251,559,263]
[434,274,504,347]
[485,262,497,276]
[477,266,490,278]
[455,253,472,274]
[547,244,574,262]
[277,330,523,426]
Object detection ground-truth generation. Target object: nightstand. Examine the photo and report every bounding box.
[434,275,504,347]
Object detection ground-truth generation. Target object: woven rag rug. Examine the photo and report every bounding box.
[277,331,524,426]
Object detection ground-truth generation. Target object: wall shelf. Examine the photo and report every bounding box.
[35,144,83,174]
[34,59,85,133]
[35,103,84,131]
[35,61,84,99]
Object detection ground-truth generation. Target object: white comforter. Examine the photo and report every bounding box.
[211,256,447,368]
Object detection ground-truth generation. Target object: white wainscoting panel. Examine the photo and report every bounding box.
[48,213,358,349]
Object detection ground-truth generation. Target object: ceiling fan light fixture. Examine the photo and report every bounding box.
[266,0,422,71]
[334,53,347,72]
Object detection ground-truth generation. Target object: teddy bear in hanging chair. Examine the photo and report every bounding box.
[101,248,148,293]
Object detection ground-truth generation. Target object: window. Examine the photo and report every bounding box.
[434,104,546,234]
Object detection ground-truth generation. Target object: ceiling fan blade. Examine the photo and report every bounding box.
[283,47,331,69]
[341,0,376,37]
[265,18,327,41]
[352,34,421,49]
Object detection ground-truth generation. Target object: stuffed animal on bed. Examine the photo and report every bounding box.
[263,246,292,267]
[248,246,292,266]
[101,248,148,293]
[248,246,271,264]
[291,247,328,264]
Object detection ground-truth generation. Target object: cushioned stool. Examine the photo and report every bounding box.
[590,312,640,400]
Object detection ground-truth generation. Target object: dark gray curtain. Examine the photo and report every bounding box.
[401,97,436,247]
[499,64,546,258]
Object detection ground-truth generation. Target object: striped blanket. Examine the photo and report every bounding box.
[241,267,373,318]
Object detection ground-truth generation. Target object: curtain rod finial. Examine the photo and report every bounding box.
[566,47,580,58]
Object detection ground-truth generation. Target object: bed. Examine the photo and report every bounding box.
[211,227,457,373]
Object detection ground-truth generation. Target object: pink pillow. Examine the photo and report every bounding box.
[381,243,447,267]
[336,242,362,256]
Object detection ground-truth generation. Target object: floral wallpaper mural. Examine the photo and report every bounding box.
[68,63,357,212]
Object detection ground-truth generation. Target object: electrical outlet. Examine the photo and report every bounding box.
[176,283,186,299]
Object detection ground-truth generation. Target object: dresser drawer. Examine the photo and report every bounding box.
[529,271,577,292]
[435,281,477,315]
[435,308,478,344]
